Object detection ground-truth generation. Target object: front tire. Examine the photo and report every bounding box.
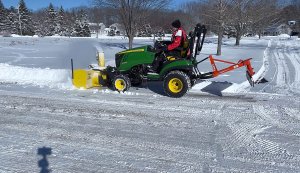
[112,74,131,92]
[163,71,191,98]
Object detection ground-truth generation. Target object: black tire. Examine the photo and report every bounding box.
[112,74,131,92]
[129,66,144,86]
[163,71,191,98]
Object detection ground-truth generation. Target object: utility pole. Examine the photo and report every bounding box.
[18,4,22,36]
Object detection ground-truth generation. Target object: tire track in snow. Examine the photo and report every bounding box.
[281,107,300,121]
[0,95,216,172]
[251,105,299,166]
[260,41,278,92]
[254,105,300,136]
[286,43,300,91]
[274,51,287,87]
[1,89,300,172]
[254,137,287,154]
[280,39,300,95]
[224,123,261,151]
[262,39,300,95]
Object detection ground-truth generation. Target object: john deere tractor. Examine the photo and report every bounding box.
[72,24,255,98]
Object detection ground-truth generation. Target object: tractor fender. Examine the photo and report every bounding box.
[159,65,193,80]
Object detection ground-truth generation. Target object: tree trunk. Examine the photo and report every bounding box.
[128,34,134,49]
[217,27,224,56]
[235,31,242,46]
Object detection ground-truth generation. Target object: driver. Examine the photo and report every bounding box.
[151,19,188,72]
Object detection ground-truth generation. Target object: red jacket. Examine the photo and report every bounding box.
[167,27,187,51]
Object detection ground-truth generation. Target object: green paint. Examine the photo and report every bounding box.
[117,46,155,72]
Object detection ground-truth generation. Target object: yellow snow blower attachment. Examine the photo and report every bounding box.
[71,52,107,89]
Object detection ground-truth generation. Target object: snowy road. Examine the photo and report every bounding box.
[255,38,300,96]
[0,36,300,172]
[0,89,299,172]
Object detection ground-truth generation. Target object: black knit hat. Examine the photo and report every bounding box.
[171,19,181,28]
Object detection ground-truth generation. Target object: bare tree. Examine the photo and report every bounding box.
[248,0,279,39]
[202,0,233,55]
[228,0,254,46]
[228,0,281,45]
[93,0,170,49]
[89,7,102,38]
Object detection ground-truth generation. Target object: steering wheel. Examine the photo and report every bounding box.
[154,41,167,53]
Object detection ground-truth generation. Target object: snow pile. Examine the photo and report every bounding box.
[278,34,290,38]
[0,63,72,89]
[252,40,272,82]
[10,34,39,38]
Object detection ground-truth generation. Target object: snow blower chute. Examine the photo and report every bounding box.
[71,23,256,97]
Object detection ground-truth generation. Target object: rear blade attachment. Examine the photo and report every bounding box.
[198,55,256,87]
[246,71,254,87]
[244,59,255,87]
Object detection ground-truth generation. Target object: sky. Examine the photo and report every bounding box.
[1,0,190,10]
[2,0,91,10]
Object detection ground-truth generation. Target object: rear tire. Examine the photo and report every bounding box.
[112,74,131,92]
[163,71,191,98]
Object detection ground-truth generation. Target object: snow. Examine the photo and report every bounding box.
[0,36,295,95]
[0,63,72,89]
[0,36,267,93]
[0,35,300,172]
[278,34,290,38]
[0,36,299,95]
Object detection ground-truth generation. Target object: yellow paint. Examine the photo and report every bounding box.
[114,79,126,91]
[90,71,101,87]
[72,69,102,89]
[72,69,89,89]
[97,52,105,67]
[117,49,144,55]
[101,74,107,80]
[167,56,176,61]
[168,78,183,93]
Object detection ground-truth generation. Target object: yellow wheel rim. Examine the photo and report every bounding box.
[115,79,126,91]
[168,78,183,93]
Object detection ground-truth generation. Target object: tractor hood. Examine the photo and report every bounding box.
[117,46,149,55]
[115,46,155,69]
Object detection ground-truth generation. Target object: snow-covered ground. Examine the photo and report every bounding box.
[0,36,299,172]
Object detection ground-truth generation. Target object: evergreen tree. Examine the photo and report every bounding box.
[80,11,91,37]
[66,10,77,37]
[82,21,91,37]
[7,6,19,34]
[57,6,67,36]
[71,10,91,37]
[0,0,9,32]
[44,3,57,36]
[72,18,82,37]
[18,0,34,35]
[32,11,45,36]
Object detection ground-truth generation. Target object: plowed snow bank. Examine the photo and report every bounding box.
[0,63,72,89]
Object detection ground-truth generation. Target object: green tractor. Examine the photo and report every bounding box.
[72,24,255,98]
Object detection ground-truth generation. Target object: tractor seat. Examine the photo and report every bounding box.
[167,39,190,60]
[180,39,190,58]
[167,40,190,61]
